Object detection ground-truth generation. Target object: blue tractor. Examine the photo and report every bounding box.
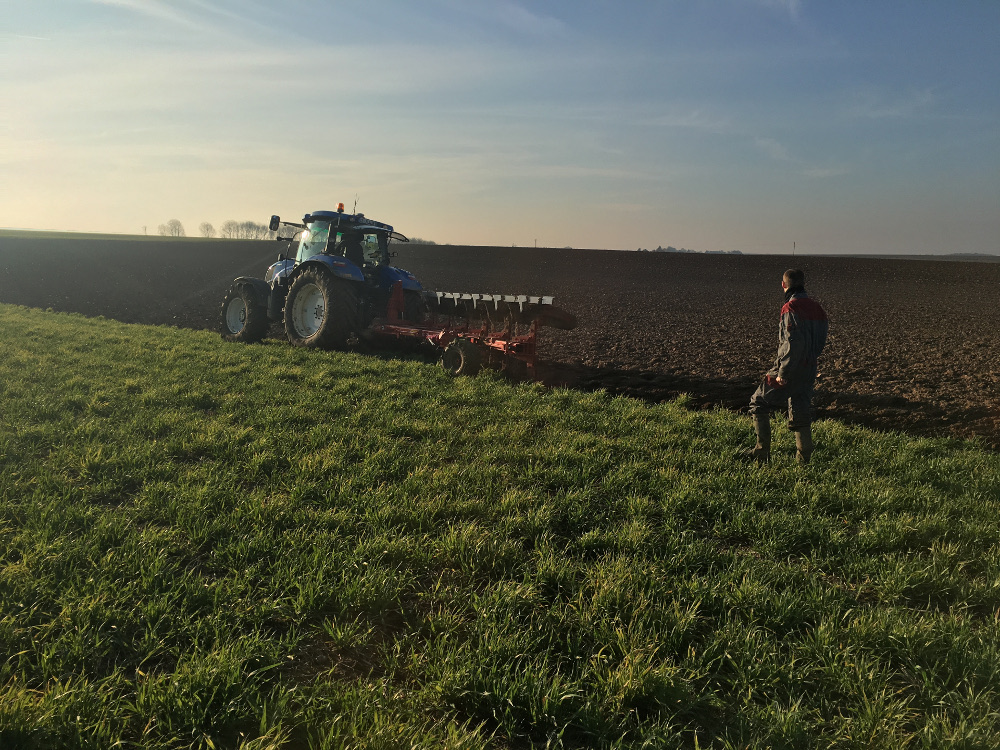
[220,206,424,348]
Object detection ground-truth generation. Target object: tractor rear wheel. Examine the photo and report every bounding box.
[440,338,482,376]
[220,284,269,343]
[284,268,361,349]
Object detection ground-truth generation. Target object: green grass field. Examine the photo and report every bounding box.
[1,304,998,749]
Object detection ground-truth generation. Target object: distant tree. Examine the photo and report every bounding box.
[157,219,185,237]
[408,237,436,245]
[199,222,216,238]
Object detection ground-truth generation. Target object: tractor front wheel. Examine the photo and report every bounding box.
[440,338,482,376]
[220,284,269,343]
[284,268,361,349]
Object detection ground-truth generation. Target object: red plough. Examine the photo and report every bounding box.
[369,282,577,378]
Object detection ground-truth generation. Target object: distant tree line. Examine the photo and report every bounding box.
[215,220,275,240]
[157,220,275,240]
[637,245,742,255]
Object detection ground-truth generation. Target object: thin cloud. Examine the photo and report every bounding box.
[89,0,213,31]
[751,0,802,20]
[755,137,793,162]
[803,166,850,178]
[492,1,568,37]
[90,0,244,30]
[754,138,851,179]
[441,0,570,39]
[644,110,732,134]
[846,88,935,119]
[89,0,287,44]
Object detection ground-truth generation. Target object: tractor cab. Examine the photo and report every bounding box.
[284,209,399,270]
[264,203,421,299]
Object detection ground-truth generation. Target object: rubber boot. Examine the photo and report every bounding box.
[750,414,771,464]
[794,426,813,465]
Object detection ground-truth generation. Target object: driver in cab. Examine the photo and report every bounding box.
[339,235,365,267]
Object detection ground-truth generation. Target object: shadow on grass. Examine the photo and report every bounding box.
[338,343,999,449]
[533,360,1000,450]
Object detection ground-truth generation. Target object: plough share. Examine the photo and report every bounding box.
[371,283,576,378]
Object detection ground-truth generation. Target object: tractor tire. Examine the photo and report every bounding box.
[440,338,482,377]
[284,268,362,349]
[403,290,427,323]
[220,284,269,343]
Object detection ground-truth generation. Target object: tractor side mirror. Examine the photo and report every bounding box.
[269,215,280,232]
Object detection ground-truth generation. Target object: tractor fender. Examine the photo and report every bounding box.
[298,255,365,283]
[380,265,422,292]
[231,276,271,308]
[266,258,296,286]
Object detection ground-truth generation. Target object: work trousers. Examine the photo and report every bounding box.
[748,374,815,430]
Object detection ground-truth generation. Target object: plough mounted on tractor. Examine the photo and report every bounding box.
[219,206,576,377]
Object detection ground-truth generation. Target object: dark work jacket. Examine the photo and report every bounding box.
[768,290,828,383]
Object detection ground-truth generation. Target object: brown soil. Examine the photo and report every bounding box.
[2,236,998,448]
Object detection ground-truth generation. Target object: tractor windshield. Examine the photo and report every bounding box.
[296,221,332,262]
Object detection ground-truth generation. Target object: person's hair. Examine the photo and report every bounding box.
[783,268,805,288]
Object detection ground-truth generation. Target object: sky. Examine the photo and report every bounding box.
[1,1,998,254]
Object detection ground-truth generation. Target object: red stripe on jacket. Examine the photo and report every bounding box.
[781,297,828,321]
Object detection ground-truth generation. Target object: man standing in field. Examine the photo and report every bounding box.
[748,268,829,464]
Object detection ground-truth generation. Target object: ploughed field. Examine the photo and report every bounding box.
[2,234,998,447]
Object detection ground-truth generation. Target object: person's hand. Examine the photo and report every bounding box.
[775,376,786,386]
